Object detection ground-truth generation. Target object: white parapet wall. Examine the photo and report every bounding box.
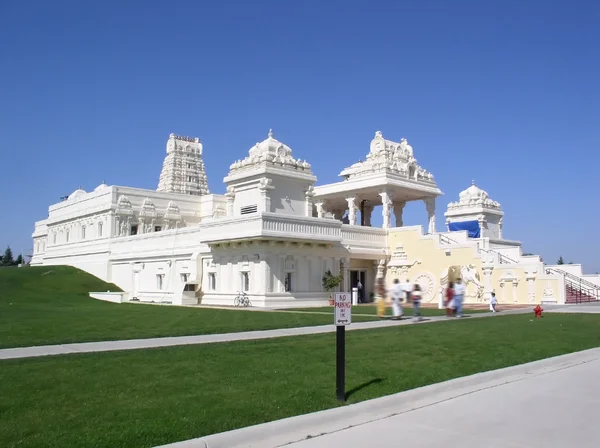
[89,292,128,304]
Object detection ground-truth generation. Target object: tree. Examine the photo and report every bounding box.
[15,254,23,265]
[2,246,14,266]
[557,256,564,265]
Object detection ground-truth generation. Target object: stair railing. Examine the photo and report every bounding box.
[545,267,600,303]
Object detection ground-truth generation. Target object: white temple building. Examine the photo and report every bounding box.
[31,131,600,307]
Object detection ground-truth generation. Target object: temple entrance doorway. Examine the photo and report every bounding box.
[350,270,367,303]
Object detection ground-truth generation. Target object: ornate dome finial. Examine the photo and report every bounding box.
[471,179,475,186]
[268,129,274,138]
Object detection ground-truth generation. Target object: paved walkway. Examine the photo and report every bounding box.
[0,308,531,361]
[159,347,600,448]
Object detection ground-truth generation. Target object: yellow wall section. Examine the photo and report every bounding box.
[386,226,561,305]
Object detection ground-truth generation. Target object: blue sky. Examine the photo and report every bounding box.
[1,0,598,271]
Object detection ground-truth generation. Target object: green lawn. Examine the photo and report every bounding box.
[1,313,599,448]
[0,266,376,349]
[284,304,489,316]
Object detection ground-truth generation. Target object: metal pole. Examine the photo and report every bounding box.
[336,325,346,402]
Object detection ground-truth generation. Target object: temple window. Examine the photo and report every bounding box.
[241,272,250,292]
[156,274,165,290]
[181,273,189,283]
[66,230,70,242]
[81,226,86,239]
[98,222,103,237]
[208,273,216,290]
[130,225,138,235]
[285,272,293,292]
[53,233,57,244]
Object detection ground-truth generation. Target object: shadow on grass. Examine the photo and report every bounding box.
[346,378,384,400]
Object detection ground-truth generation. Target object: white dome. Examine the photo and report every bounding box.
[68,188,87,201]
[94,183,109,191]
[459,182,489,203]
[228,129,312,173]
[448,181,501,210]
[248,129,293,159]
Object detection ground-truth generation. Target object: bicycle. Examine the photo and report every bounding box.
[234,291,251,307]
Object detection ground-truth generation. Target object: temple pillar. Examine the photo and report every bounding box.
[258,179,273,213]
[315,201,324,218]
[225,187,235,216]
[346,196,358,225]
[393,201,406,227]
[498,217,504,239]
[341,257,350,292]
[305,186,315,217]
[478,214,486,238]
[379,191,393,229]
[424,198,436,234]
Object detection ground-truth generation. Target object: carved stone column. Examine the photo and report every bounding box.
[379,191,393,229]
[341,257,350,292]
[315,201,325,218]
[305,186,315,217]
[363,204,374,226]
[225,186,235,216]
[424,198,436,234]
[393,201,406,228]
[258,179,273,213]
[478,214,486,238]
[346,196,358,225]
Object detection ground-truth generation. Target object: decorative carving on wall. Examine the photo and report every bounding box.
[460,264,484,300]
[386,244,420,278]
[413,272,437,302]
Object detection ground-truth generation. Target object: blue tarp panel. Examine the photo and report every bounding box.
[448,220,480,238]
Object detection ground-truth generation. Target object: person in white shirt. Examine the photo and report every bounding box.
[390,279,404,320]
[411,283,423,321]
[453,278,466,317]
[490,292,498,313]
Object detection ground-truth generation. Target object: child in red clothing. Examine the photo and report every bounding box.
[445,282,455,317]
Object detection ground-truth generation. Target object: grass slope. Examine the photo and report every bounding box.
[0,266,376,349]
[1,313,599,447]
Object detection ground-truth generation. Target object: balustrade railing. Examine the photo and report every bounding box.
[545,267,600,303]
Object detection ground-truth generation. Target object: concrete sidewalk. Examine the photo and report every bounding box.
[0,308,530,361]
[159,347,600,448]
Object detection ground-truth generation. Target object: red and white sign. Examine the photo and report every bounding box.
[334,292,352,326]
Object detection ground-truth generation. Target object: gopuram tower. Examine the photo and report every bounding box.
[157,133,209,196]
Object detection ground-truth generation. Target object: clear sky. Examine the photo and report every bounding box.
[1,0,598,271]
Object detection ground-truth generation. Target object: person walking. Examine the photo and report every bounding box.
[453,278,465,318]
[411,284,423,321]
[357,279,363,303]
[390,279,404,320]
[445,282,455,317]
[490,292,498,313]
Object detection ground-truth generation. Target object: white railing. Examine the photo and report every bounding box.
[341,225,387,247]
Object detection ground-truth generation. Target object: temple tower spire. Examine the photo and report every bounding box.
[157,133,209,196]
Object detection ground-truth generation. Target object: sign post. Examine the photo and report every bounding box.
[334,292,352,402]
